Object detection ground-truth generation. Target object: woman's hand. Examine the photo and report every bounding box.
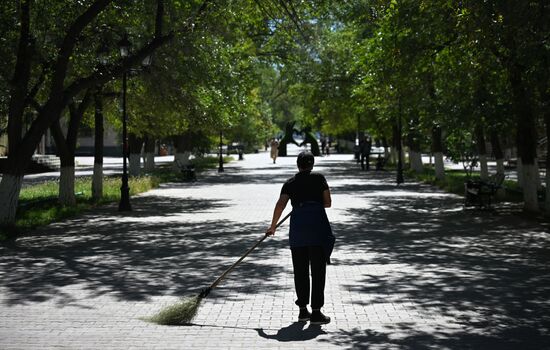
[266,225,276,236]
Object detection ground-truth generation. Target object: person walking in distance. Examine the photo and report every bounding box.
[270,138,279,164]
[266,151,335,324]
[359,136,372,170]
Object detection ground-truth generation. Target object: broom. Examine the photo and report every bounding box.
[147,212,291,325]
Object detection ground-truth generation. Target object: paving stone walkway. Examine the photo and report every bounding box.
[1,151,550,349]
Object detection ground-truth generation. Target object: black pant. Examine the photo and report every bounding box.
[360,153,370,170]
[291,246,326,309]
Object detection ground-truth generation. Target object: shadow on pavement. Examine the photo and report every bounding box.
[256,322,326,342]
[0,194,288,305]
[1,157,550,349]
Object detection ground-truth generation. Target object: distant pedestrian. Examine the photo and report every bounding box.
[266,151,334,325]
[326,139,331,155]
[359,137,371,170]
[321,138,327,155]
[270,138,279,164]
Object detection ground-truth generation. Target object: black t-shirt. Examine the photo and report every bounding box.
[281,171,329,207]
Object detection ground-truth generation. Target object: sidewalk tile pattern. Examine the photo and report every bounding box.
[1,150,550,349]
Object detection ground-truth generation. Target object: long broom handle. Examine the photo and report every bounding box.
[208,211,292,291]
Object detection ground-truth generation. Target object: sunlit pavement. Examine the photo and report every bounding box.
[1,148,550,349]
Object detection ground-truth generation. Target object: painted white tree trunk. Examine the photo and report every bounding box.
[390,149,397,164]
[496,158,505,175]
[522,163,539,212]
[144,152,155,172]
[59,165,76,206]
[173,151,191,170]
[517,158,523,188]
[92,163,103,201]
[384,148,391,162]
[434,152,445,180]
[409,150,423,173]
[129,154,141,176]
[496,158,506,198]
[0,174,24,225]
[479,154,489,181]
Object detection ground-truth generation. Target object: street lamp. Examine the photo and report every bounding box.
[396,99,404,185]
[118,34,132,211]
[218,131,224,172]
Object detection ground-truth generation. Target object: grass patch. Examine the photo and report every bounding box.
[406,166,524,202]
[1,155,232,241]
[191,155,234,171]
[145,296,202,325]
[405,167,469,196]
[11,175,161,235]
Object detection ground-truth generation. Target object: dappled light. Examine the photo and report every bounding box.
[2,156,550,348]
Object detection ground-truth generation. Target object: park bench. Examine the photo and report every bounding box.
[175,159,196,182]
[227,143,244,160]
[375,155,387,170]
[464,172,506,208]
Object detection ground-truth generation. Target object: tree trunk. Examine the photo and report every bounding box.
[92,163,103,200]
[509,64,539,211]
[0,2,31,225]
[432,125,445,180]
[490,131,506,198]
[544,89,550,215]
[128,133,143,177]
[546,162,550,216]
[172,133,193,170]
[390,125,399,164]
[490,131,505,176]
[59,165,76,205]
[51,92,91,206]
[92,91,104,201]
[407,134,423,173]
[409,150,423,173]
[407,113,423,173]
[475,124,489,181]
[50,121,76,205]
[0,174,24,226]
[522,163,539,212]
[144,136,156,172]
[517,158,523,188]
[382,137,390,161]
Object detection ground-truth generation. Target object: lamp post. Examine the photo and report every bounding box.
[218,131,224,172]
[118,34,132,211]
[396,97,404,185]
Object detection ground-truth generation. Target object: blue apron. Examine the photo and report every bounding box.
[289,201,335,261]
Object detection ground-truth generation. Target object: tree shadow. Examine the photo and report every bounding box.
[321,325,550,350]
[0,193,289,305]
[2,157,550,348]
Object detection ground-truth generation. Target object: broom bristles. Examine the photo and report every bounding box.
[146,295,202,325]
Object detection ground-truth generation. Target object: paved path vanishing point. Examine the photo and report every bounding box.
[1,150,550,349]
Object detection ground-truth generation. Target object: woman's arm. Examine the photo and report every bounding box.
[323,189,332,208]
[266,194,289,236]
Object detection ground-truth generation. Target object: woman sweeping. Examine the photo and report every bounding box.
[266,151,335,325]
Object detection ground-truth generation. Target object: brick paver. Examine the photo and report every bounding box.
[1,150,550,349]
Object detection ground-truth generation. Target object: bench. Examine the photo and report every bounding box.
[175,160,196,182]
[375,155,387,171]
[464,173,506,208]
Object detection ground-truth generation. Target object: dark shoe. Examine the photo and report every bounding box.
[298,308,311,322]
[310,310,331,325]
